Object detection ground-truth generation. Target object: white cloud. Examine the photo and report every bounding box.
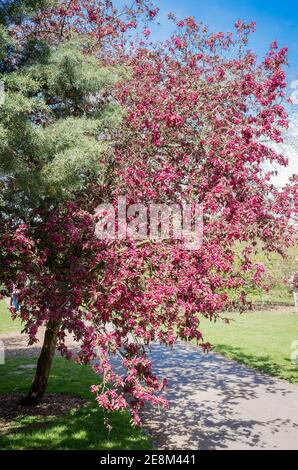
[268,113,298,187]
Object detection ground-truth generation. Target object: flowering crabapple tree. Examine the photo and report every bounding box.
[0,2,297,426]
[0,0,160,416]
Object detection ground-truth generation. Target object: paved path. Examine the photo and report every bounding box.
[0,328,80,359]
[141,342,298,450]
[1,325,298,450]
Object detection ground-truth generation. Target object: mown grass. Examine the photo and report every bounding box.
[0,358,152,450]
[200,310,298,384]
[245,243,298,306]
[248,288,293,306]
[0,299,22,334]
[0,303,151,450]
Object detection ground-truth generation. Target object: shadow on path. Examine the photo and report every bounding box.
[140,342,298,450]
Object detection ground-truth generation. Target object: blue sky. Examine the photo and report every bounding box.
[148,0,298,185]
[151,0,298,84]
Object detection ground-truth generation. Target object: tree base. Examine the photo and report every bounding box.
[20,394,42,406]
[22,319,61,408]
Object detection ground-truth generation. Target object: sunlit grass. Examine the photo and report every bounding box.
[0,299,22,334]
[0,358,152,450]
[200,310,298,383]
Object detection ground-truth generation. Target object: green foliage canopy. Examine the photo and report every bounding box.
[0,5,124,220]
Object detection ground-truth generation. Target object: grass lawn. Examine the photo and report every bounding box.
[0,299,22,334]
[0,357,152,450]
[200,309,298,384]
[248,288,293,306]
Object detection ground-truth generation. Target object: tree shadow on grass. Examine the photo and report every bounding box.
[0,358,151,450]
[213,344,298,384]
[0,403,151,450]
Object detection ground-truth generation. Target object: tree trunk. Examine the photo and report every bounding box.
[22,319,61,405]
